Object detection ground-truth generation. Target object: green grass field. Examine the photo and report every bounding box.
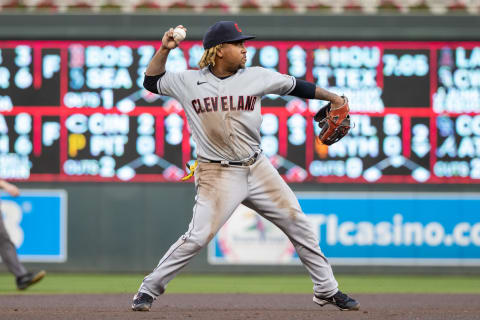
[1,273,479,295]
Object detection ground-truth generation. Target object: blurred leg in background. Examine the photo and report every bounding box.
[0,179,46,290]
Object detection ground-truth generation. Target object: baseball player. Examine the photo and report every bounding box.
[0,179,46,290]
[132,21,359,312]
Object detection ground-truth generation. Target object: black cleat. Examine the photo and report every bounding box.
[132,292,154,311]
[313,290,360,311]
[16,270,46,290]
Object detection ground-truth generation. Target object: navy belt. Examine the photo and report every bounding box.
[208,152,260,167]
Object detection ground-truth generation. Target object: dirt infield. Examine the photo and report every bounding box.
[0,293,479,320]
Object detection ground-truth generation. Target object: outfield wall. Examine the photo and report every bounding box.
[1,13,480,274]
[2,182,478,275]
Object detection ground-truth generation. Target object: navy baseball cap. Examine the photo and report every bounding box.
[203,21,256,49]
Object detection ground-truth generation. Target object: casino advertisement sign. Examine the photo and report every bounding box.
[1,40,480,183]
[208,193,480,266]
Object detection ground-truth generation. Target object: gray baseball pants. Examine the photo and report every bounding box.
[139,154,338,298]
[0,210,27,277]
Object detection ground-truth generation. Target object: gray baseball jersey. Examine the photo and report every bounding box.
[157,66,296,161]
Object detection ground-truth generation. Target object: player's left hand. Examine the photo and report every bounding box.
[314,96,351,145]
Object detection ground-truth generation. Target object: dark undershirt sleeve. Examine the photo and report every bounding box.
[143,72,166,94]
[289,79,316,99]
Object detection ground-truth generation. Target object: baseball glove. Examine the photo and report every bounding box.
[314,96,351,145]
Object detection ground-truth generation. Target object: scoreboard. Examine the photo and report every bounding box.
[0,40,479,183]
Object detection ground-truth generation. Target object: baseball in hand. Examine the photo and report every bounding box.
[173,28,186,42]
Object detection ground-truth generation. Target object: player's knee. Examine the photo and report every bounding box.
[282,206,304,222]
[188,240,205,251]
[185,235,209,250]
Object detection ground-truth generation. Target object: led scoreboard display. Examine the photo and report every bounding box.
[1,40,479,183]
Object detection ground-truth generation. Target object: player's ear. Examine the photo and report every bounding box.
[216,47,224,58]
